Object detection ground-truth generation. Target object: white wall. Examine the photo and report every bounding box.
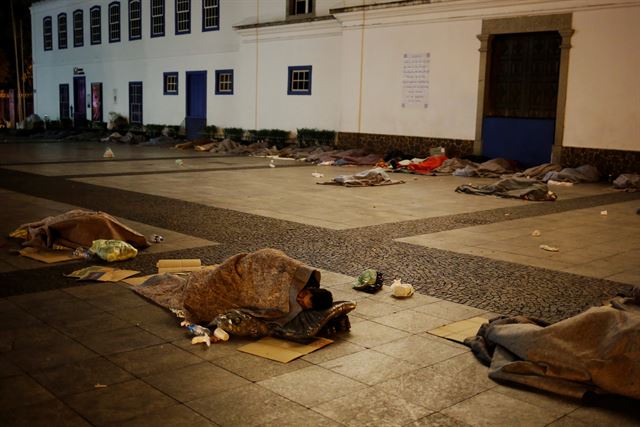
[563,6,640,151]
[339,18,480,139]
[30,0,640,154]
[237,19,343,131]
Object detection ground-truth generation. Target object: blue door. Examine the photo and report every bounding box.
[186,71,207,140]
[483,32,561,168]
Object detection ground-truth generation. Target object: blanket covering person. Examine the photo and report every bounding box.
[465,287,640,400]
[10,209,150,249]
[135,248,321,326]
[318,168,405,187]
[455,178,557,201]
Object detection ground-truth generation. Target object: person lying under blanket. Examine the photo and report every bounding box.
[135,248,355,342]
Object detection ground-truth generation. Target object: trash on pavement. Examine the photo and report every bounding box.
[156,258,202,273]
[175,159,184,167]
[531,230,541,237]
[353,269,384,294]
[269,159,276,168]
[539,244,559,252]
[90,239,138,262]
[600,210,608,216]
[73,246,93,259]
[150,234,164,243]
[191,335,211,347]
[103,147,115,158]
[311,172,324,178]
[390,278,415,298]
[213,327,230,341]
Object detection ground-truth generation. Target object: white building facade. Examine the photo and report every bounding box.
[31,0,640,172]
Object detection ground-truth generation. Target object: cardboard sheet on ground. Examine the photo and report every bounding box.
[427,316,490,343]
[238,336,333,363]
[122,274,158,286]
[19,247,84,263]
[66,266,140,282]
[156,259,202,273]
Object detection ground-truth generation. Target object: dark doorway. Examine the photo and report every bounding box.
[73,76,87,127]
[186,70,207,140]
[482,31,561,167]
[59,84,70,119]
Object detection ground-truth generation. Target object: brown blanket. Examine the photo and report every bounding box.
[13,209,149,249]
[135,248,320,325]
[466,293,640,400]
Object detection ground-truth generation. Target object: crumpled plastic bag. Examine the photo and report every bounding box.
[353,269,384,294]
[390,278,414,298]
[89,239,138,262]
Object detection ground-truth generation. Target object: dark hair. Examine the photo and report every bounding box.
[309,288,333,310]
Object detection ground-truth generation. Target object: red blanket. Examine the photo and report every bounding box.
[407,155,448,174]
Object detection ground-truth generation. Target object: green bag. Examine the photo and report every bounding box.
[90,239,138,262]
[352,269,384,294]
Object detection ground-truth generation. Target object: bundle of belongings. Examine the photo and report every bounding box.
[135,248,356,343]
[10,209,149,250]
[318,168,405,187]
[451,158,518,178]
[384,155,449,175]
[542,164,600,184]
[613,173,640,192]
[464,286,640,400]
[455,177,558,201]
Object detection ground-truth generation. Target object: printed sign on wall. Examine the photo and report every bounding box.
[401,52,430,109]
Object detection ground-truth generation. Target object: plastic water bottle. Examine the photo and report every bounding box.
[186,324,211,336]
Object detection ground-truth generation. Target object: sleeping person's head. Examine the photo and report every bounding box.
[296,287,333,310]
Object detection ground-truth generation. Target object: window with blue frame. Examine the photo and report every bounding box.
[73,10,83,47]
[215,69,233,95]
[150,0,165,37]
[129,82,143,124]
[175,0,190,35]
[109,2,121,43]
[202,0,219,32]
[90,6,101,45]
[43,17,53,51]
[287,65,312,95]
[163,72,178,95]
[129,0,141,40]
[57,14,67,49]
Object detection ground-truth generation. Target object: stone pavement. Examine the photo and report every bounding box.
[0,141,638,426]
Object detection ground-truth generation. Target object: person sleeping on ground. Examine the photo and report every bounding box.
[134,248,353,342]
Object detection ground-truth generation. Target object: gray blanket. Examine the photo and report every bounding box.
[613,173,640,191]
[455,178,557,201]
[542,164,600,183]
[318,168,404,187]
[453,158,517,178]
[465,291,640,400]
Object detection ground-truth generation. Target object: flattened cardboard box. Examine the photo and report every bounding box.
[238,336,333,363]
[427,316,490,343]
[19,247,84,263]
